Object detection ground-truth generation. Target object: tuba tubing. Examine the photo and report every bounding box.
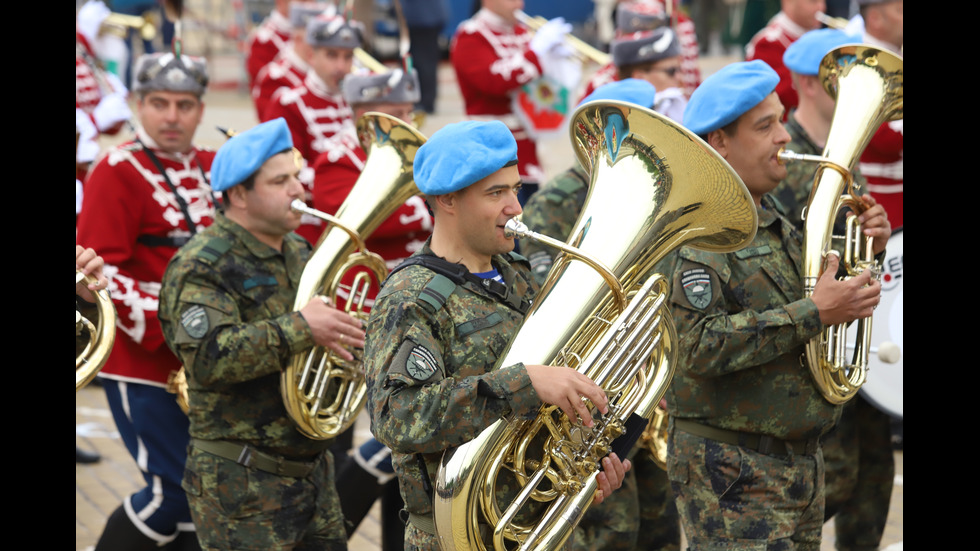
[788,44,902,404]
[281,112,426,440]
[433,101,758,551]
[76,269,117,391]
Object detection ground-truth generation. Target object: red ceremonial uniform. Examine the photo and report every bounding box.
[76,132,217,387]
[252,48,310,122]
[244,9,292,88]
[450,8,545,184]
[76,30,125,135]
[859,119,903,229]
[311,130,433,308]
[265,72,355,244]
[745,12,808,116]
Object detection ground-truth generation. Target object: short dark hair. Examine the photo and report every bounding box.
[220,148,292,203]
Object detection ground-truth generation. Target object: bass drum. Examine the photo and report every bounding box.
[857,227,903,419]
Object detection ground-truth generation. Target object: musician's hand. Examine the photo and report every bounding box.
[76,245,108,303]
[93,92,132,132]
[810,253,881,325]
[525,364,609,427]
[299,296,365,361]
[857,194,891,256]
[594,452,631,505]
[529,17,572,58]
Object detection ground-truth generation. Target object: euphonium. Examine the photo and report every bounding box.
[282,112,426,440]
[433,100,758,551]
[779,44,903,404]
[76,269,117,391]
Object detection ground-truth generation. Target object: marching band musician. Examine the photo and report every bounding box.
[521,79,681,551]
[76,0,132,136]
[158,118,365,550]
[363,120,630,551]
[76,52,214,551]
[776,26,897,551]
[312,66,432,550]
[580,0,702,101]
[654,60,891,548]
[244,0,295,89]
[252,2,329,122]
[745,0,826,118]
[265,10,365,245]
[313,66,433,303]
[450,0,580,204]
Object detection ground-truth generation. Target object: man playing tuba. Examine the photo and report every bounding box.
[159,118,365,550]
[363,120,629,551]
[656,60,891,547]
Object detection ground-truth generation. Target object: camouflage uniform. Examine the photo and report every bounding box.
[520,165,590,286]
[158,213,347,550]
[773,110,868,230]
[364,239,543,551]
[777,111,894,550]
[523,165,681,551]
[657,195,841,549]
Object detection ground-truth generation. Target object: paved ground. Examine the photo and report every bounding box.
[77,55,903,550]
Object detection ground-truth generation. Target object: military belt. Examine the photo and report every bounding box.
[675,419,819,457]
[191,438,317,478]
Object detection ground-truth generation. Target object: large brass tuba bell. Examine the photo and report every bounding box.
[433,100,758,551]
[779,44,903,404]
[281,112,426,440]
[76,269,117,391]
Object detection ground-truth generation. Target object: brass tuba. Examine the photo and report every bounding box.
[433,100,758,551]
[281,112,426,440]
[778,44,903,404]
[76,269,117,391]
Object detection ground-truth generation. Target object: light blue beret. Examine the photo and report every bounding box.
[579,78,657,109]
[413,121,518,195]
[784,29,861,76]
[211,118,293,192]
[683,60,780,136]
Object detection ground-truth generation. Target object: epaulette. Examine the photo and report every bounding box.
[418,274,457,313]
[197,237,232,265]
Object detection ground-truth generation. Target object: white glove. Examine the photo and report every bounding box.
[530,17,572,59]
[93,92,132,132]
[77,0,111,44]
[539,49,582,91]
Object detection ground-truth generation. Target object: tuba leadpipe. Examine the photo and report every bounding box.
[781,44,902,404]
[433,100,758,551]
[281,112,426,440]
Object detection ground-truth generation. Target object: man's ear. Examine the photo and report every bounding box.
[707,129,729,159]
[224,185,247,210]
[433,192,456,214]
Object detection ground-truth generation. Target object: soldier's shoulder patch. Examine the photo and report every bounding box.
[405,344,439,381]
[680,267,713,310]
[180,304,210,339]
[198,237,232,265]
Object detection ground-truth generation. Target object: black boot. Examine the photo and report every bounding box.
[335,452,387,536]
[94,505,159,551]
[76,445,101,464]
[380,479,405,551]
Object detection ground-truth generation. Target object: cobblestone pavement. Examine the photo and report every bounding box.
[77,55,903,551]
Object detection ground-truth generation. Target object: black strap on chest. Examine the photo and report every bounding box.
[387,254,531,316]
[135,138,216,247]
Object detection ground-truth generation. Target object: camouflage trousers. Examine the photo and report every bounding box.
[821,396,895,551]
[182,446,347,550]
[571,448,680,551]
[668,427,825,550]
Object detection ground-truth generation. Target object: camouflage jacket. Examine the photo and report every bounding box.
[774,110,868,230]
[520,164,590,285]
[657,195,841,440]
[159,213,329,458]
[364,239,541,518]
